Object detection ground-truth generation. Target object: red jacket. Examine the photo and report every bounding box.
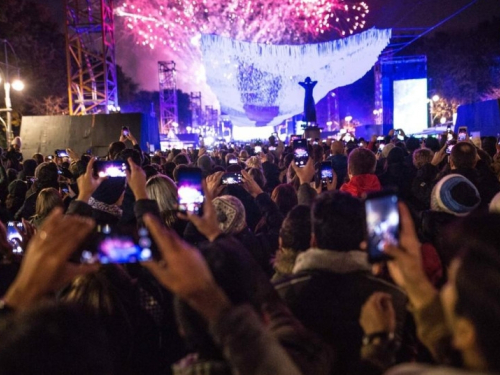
[340,174,381,198]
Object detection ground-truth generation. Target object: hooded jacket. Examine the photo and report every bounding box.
[340,174,382,198]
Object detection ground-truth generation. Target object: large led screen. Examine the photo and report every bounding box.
[393,79,428,135]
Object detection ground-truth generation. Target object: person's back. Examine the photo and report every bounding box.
[275,191,407,375]
[340,148,381,198]
[442,142,500,209]
[378,147,413,199]
[327,141,348,189]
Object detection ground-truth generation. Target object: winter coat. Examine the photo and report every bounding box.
[275,248,408,375]
[340,174,382,198]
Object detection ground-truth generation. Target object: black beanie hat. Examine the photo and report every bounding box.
[92,178,126,205]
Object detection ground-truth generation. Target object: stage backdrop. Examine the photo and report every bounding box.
[455,99,500,136]
[20,113,159,158]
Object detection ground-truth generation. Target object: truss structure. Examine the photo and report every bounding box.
[189,92,202,127]
[65,0,118,115]
[158,61,178,134]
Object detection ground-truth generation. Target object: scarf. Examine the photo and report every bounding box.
[88,197,123,218]
[340,174,381,198]
[293,248,371,274]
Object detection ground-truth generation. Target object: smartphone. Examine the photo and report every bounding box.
[290,135,300,142]
[221,172,243,185]
[446,144,454,155]
[397,134,405,141]
[93,161,127,178]
[254,146,262,153]
[80,225,155,264]
[60,182,69,194]
[7,221,24,255]
[269,146,276,151]
[447,133,454,142]
[228,158,238,165]
[364,191,399,263]
[320,161,333,183]
[177,169,204,214]
[458,126,468,141]
[293,139,309,168]
[377,136,384,141]
[47,155,54,160]
[122,126,129,137]
[378,143,385,153]
[55,149,69,158]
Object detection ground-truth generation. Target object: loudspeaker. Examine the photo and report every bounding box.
[20,113,159,158]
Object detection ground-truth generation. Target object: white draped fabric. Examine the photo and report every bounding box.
[201,28,392,127]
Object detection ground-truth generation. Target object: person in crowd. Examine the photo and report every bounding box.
[32,153,44,165]
[261,152,281,191]
[418,174,480,263]
[246,156,263,171]
[197,154,213,178]
[271,183,298,217]
[272,205,311,282]
[59,266,163,375]
[107,141,126,161]
[441,142,500,209]
[17,159,37,182]
[340,148,381,198]
[327,140,348,189]
[275,190,408,375]
[3,137,24,171]
[68,177,126,225]
[173,153,190,166]
[378,147,413,200]
[409,148,440,211]
[360,206,500,375]
[162,161,177,180]
[30,187,64,228]
[239,149,249,163]
[15,162,59,221]
[3,180,28,222]
[247,167,267,192]
[146,174,186,236]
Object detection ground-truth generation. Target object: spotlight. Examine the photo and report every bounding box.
[11,79,24,91]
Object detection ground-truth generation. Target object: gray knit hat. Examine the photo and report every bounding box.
[212,195,247,234]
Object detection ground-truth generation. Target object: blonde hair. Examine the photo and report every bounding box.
[34,188,63,220]
[246,156,262,170]
[146,175,178,227]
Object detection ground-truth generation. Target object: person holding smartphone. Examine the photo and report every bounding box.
[275,191,408,375]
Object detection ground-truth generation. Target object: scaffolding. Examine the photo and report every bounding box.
[64,0,118,115]
[158,61,178,134]
[189,92,202,127]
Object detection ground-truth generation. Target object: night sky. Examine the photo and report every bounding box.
[38,0,500,95]
[42,0,500,32]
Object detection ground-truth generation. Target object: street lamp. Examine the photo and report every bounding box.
[1,39,24,145]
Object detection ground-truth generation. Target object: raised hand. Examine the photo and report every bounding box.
[141,214,231,321]
[360,292,396,336]
[3,209,97,311]
[291,157,315,185]
[241,169,263,198]
[384,203,437,309]
[206,171,225,199]
[76,158,107,203]
[178,183,222,242]
[126,157,148,200]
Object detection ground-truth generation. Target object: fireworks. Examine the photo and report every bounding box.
[115,0,370,50]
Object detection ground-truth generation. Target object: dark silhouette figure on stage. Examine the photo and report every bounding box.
[299,77,318,124]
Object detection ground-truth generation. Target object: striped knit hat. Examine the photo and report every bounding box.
[431,174,480,216]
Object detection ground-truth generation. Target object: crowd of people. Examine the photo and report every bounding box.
[1,127,500,375]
